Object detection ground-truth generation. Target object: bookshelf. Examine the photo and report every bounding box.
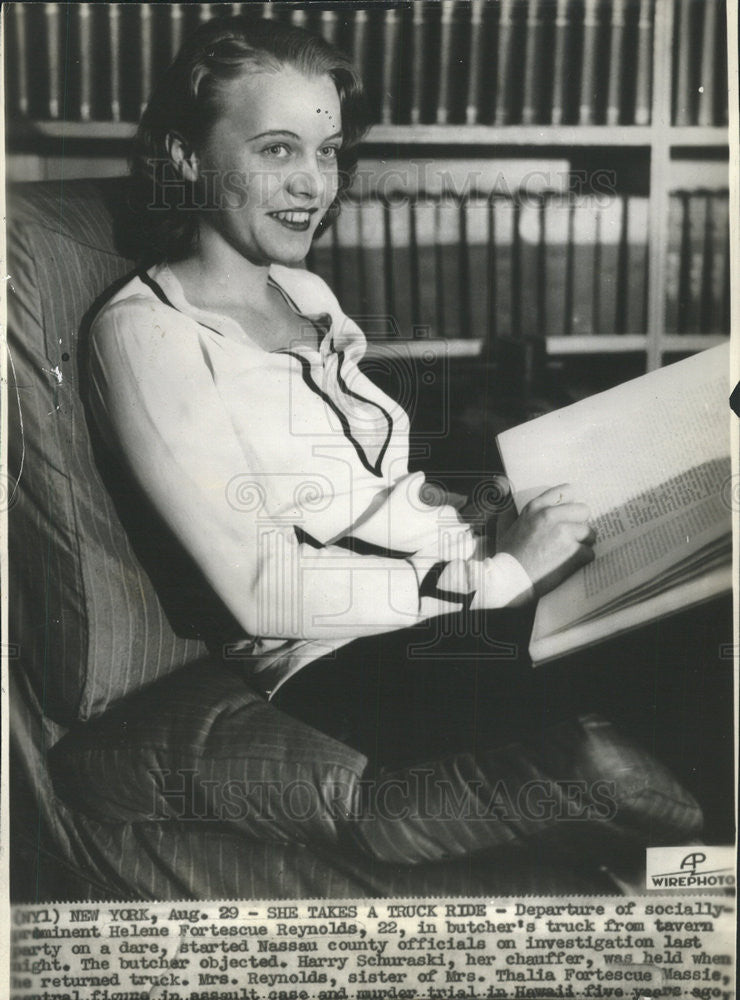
[19,121,730,148]
[4,0,731,374]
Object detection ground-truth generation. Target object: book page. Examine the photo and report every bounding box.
[593,456,729,545]
[529,564,733,665]
[496,344,732,645]
[3,4,736,995]
[497,343,730,519]
[531,491,730,643]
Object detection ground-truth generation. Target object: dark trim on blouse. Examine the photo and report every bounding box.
[269,274,394,476]
[294,525,416,560]
[294,526,323,548]
[419,560,473,610]
[139,266,393,477]
[335,351,394,475]
[268,274,331,348]
[137,268,224,339]
[281,349,390,478]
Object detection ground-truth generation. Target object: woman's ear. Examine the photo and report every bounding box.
[166,132,199,183]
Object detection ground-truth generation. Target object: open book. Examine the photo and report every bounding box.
[496,343,732,665]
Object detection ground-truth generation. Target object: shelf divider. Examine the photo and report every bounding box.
[645,0,675,372]
[20,121,730,149]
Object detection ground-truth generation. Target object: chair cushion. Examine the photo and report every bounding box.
[50,654,703,868]
[7,179,210,723]
[49,659,369,851]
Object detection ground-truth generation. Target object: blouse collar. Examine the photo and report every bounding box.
[146,262,338,357]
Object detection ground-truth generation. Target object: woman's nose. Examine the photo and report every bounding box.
[285,156,322,201]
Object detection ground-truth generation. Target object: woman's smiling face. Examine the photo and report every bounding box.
[191,65,342,267]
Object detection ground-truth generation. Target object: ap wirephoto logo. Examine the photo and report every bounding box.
[646,847,736,890]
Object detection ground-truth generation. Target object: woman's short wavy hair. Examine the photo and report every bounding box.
[127,14,369,263]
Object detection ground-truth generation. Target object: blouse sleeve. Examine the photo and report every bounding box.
[89,297,496,643]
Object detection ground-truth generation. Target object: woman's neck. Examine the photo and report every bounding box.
[170,230,273,311]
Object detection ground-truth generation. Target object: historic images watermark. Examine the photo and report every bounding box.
[146,768,620,826]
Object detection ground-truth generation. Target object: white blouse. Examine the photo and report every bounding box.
[88,262,532,696]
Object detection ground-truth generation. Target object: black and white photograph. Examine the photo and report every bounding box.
[2,1,737,997]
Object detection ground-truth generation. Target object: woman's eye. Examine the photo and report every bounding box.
[319,146,339,160]
[263,143,290,158]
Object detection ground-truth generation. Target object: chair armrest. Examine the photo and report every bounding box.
[49,658,368,851]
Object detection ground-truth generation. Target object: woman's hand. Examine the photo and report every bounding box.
[497,484,597,596]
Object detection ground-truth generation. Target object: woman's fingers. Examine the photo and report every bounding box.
[524,486,593,529]
[573,522,598,545]
[576,541,597,564]
[545,501,593,524]
[525,483,576,510]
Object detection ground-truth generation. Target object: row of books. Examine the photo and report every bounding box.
[307,194,643,342]
[673,0,729,127]
[3,2,728,128]
[306,190,730,343]
[666,191,730,334]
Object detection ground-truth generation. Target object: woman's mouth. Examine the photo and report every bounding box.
[268,209,315,232]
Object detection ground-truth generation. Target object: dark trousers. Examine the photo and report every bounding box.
[275,598,734,842]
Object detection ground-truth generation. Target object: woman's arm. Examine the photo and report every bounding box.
[89,298,484,641]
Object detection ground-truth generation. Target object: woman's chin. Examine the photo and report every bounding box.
[240,240,308,269]
[270,240,313,267]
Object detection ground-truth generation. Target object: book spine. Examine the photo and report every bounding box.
[412,199,440,338]
[320,9,338,46]
[13,3,29,116]
[719,1,729,124]
[333,200,364,322]
[606,0,627,125]
[550,0,570,125]
[682,193,708,333]
[492,199,516,339]
[543,196,570,337]
[595,196,623,335]
[411,3,425,124]
[569,200,598,335]
[579,0,601,125]
[199,4,213,24]
[353,9,368,90]
[381,9,400,125]
[522,0,545,125]
[109,5,121,122]
[465,0,485,124]
[169,5,184,62]
[45,2,60,119]
[261,3,275,19]
[290,9,307,28]
[674,0,693,125]
[494,0,515,125]
[633,0,653,125]
[139,5,153,118]
[436,199,463,339]
[707,193,730,333]
[624,196,649,334]
[517,198,542,339]
[697,0,717,127]
[463,197,492,343]
[720,200,731,331]
[664,193,683,334]
[437,1,455,124]
[388,201,414,339]
[307,232,337,300]
[78,3,92,121]
[359,200,389,337]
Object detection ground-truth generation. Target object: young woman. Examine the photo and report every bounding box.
[88,15,692,871]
